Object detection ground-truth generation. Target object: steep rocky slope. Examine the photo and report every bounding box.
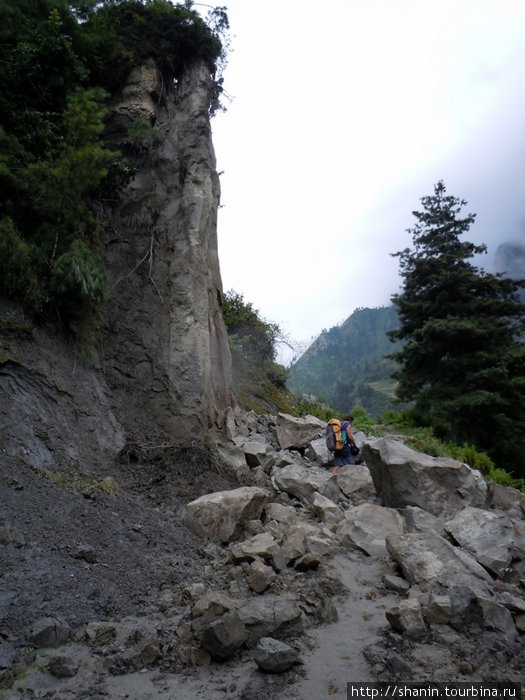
[1,412,524,698]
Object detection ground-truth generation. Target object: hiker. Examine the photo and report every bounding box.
[333,414,357,467]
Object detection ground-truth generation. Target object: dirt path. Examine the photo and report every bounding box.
[290,551,399,699]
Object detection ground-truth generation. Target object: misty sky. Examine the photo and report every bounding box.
[209,0,525,361]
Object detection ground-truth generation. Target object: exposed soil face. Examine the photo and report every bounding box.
[1,445,235,638]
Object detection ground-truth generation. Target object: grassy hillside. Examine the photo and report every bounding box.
[287,306,407,418]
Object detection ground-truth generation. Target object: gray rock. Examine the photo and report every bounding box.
[48,655,79,678]
[30,617,71,648]
[385,598,425,633]
[237,595,303,647]
[444,506,525,577]
[383,574,410,594]
[275,413,325,450]
[186,486,271,543]
[85,621,117,646]
[338,503,404,558]
[423,593,452,624]
[486,482,525,517]
[254,637,299,673]
[246,560,276,593]
[386,532,493,595]
[271,463,339,504]
[479,599,517,642]
[243,439,271,467]
[200,611,248,660]
[305,437,331,466]
[401,505,446,536]
[362,438,487,518]
[230,532,280,562]
[448,586,483,630]
[312,492,343,524]
[335,464,376,504]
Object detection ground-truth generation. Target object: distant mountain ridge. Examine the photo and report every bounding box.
[287,306,405,418]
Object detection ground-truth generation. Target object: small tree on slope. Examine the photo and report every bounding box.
[388,181,525,476]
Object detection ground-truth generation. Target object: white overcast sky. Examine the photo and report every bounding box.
[208,0,525,361]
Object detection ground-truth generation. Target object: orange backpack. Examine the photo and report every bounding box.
[326,418,344,452]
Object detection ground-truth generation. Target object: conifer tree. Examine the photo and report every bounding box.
[389,181,525,476]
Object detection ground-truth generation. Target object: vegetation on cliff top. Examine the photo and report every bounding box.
[0,0,227,335]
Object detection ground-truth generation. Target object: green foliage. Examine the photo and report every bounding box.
[125,118,160,155]
[81,0,225,95]
[390,181,525,476]
[379,408,417,431]
[0,0,227,338]
[350,406,376,432]
[287,306,407,417]
[222,290,280,365]
[50,239,106,316]
[263,360,288,389]
[486,468,520,489]
[0,218,45,311]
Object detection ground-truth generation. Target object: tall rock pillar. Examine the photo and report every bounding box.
[102,59,234,440]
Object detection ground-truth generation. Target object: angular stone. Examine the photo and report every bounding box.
[190,592,234,623]
[338,503,404,558]
[444,506,524,577]
[186,486,271,543]
[294,551,321,571]
[237,595,303,647]
[264,502,300,526]
[305,437,331,466]
[424,593,452,624]
[386,532,493,595]
[30,617,71,648]
[275,413,325,450]
[254,636,299,673]
[243,439,271,467]
[385,598,425,633]
[48,655,79,679]
[271,463,339,504]
[200,611,248,660]
[306,534,333,557]
[85,621,117,646]
[401,506,446,536]
[383,574,410,595]
[335,464,376,504]
[448,586,483,630]
[230,532,280,562]
[479,599,517,642]
[312,492,343,524]
[362,438,487,518]
[486,482,525,517]
[247,560,276,593]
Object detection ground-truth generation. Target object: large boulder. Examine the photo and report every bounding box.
[386,532,493,595]
[305,437,331,465]
[486,482,525,517]
[444,506,525,577]
[335,464,376,504]
[362,438,487,518]
[275,413,325,450]
[186,486,271,543]
[271,463,339,504]
[337,503,404,558]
